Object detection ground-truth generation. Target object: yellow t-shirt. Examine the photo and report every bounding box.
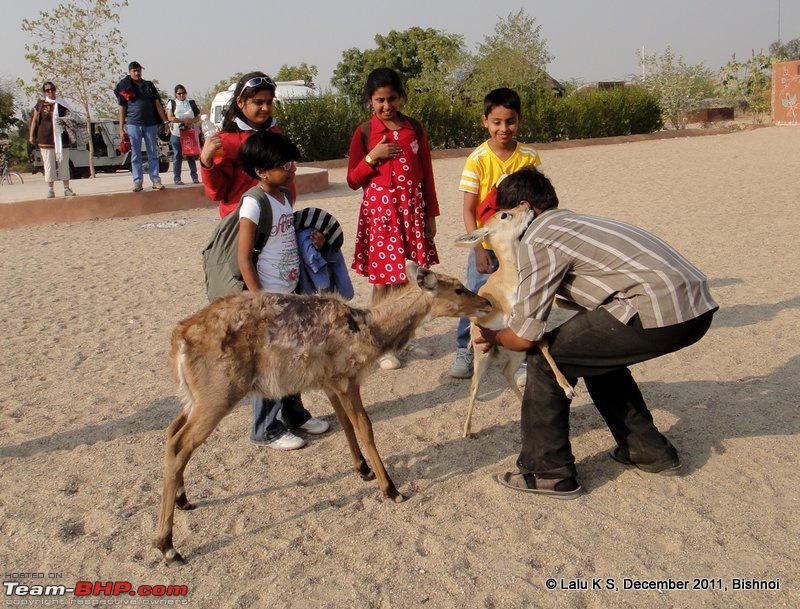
[459,140,544,227]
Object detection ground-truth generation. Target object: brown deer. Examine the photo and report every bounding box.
[455,203,575,437]
[153,261,491,564]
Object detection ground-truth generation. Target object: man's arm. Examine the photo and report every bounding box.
[475,326,535,352]
[117,106,126,138]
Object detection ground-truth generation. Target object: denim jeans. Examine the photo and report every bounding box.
[518,307,716,479]
[250,394,311,443]
[126,123,161,185]
[170,134,198,183]
[455,248,498,348]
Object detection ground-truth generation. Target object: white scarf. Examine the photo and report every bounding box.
[47,96,74,162]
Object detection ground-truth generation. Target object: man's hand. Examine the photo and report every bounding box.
[475,246,494,274]
[474,326,499,354]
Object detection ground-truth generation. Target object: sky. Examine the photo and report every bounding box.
[2,0,796,104]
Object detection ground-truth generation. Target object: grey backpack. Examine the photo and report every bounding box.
[201,186,290,301]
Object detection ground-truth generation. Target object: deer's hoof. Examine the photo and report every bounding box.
[393,493,407,503]
[565,389,576,400]
[163,548,186,566]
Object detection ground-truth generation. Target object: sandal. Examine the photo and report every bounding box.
[609,447,681,475]
[494,471,583,499]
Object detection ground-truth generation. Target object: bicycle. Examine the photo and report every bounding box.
[0,159,24,186]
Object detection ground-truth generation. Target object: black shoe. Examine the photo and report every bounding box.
[609,447,681,475]
[495,471,583,499]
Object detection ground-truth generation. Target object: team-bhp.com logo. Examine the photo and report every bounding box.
[3,580,189,604]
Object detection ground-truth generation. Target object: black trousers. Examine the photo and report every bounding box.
[518,307,716,479]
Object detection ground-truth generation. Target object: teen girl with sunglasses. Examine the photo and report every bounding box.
[200,72,295,218]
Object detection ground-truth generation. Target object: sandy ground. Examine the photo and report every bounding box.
[1,126,798,609]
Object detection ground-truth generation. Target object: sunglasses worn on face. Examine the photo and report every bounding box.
[242,76,275,91]
[44,88,55,93]
[176,91,186,95]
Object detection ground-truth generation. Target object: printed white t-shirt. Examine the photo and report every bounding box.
[239,191,299,293]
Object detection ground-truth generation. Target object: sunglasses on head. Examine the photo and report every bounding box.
[242,76,275,92]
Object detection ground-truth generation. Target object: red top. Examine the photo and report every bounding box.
[346,114,439,217]
[201,126,296,219]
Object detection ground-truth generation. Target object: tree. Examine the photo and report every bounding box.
[275,63,319,88]
[332,27,464,100]
[20,0,128,177]
[635,47,716,129]
[0,79,19,137]
[718,52,772,123]
[769,37,800,61]
[462,10,555,103]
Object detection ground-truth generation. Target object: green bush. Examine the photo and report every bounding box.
[275,95,368,162]
[272,86,662,161]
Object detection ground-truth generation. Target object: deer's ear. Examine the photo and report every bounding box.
[415,266,438,291]
[405,260,420,280]
[455,228,490,248]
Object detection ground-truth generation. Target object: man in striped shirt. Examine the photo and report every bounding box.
[476,167,718,498]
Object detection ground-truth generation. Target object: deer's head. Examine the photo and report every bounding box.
[406,261,492,319]
[454,202,534,251]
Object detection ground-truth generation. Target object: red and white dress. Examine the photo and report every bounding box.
[347,113,439,284]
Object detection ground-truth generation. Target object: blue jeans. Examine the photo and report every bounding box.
[170,134,198,183]
[455,248,499,348]
[126,124,161,185]
[250,394,311,443]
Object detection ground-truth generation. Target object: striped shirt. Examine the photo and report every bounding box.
[509,209,718,342]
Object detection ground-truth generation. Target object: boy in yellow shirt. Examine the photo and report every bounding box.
[450,88,544,380]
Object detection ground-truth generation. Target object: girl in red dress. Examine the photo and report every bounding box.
[347,69,440,368]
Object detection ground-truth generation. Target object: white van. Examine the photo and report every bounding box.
[209,80,319,128]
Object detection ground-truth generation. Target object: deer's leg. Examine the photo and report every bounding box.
[324,389,374,480]
[337,384,405,502]
[153,400,232,565]
[538,342,576,399]
[501,349,526,401]
[464,325,492,437]
[164,411,193,510]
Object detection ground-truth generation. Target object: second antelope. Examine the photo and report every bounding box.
[153,261,491,564]
[455,202,575,437]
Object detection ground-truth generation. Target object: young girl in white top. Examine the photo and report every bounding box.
[238,130,330,450]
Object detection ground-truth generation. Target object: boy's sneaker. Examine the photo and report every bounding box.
[378,352,402,370]
[264,430,306,451]
[46,188,55,199]
[294,417,330,435]
[514,361,527,390]
[132,182,143,192]
[174,179,184,186]
[64,187,76,197]
[449,347,474,378]
[152,182,165,191]
[192,178,200,184]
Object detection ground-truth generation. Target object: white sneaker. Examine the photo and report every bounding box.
[404,340,433,357]
[295,417,330,435]
[449,347,474,379]
[265,431,306,451]
[378,352,402,370]
[514,362,527,390]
